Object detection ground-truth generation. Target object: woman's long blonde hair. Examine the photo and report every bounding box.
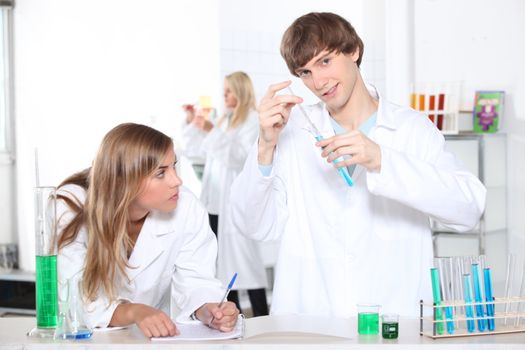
[57,123,174,302]
[219,71,256,129]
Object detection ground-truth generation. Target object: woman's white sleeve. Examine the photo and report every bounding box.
[170,197,224,322]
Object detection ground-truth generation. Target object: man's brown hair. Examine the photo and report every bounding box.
[280,12,364,76]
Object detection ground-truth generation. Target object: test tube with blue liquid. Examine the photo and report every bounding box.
[438,258,455,334]
[287,87,353,187]
[462,273,476,333]
[483,268,495,331]
[471,263,486,331]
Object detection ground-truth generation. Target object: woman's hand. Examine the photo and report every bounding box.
[183,104,196,124]
[192,113,214,132]
[195,302,239,332]
[111,303,179,338]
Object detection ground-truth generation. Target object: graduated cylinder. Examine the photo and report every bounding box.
[34,186,59,329]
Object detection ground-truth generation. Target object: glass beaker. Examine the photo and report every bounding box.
[357,304,380,335]
[28,186,59,338]
[381,314,399,339]
[54,274,93,340]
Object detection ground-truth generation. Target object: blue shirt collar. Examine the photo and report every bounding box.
[329,112,377,136]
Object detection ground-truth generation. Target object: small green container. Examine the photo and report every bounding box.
[381,314,399,339]
[382,322,399,339]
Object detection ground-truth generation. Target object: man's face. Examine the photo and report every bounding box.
[295,49,360,115]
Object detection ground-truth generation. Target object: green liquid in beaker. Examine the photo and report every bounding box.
[358,312,379,335]
[382,322,399,339]
[36,255,58,328]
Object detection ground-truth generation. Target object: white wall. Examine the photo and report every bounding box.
[413,0,525,117]
[13,0,221,270]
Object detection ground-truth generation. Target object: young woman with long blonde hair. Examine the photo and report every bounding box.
[185,71,269,317]
[57,123,239,338]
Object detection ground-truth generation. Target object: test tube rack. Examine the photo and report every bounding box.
[419,297,525,339]
[410,81,461,135]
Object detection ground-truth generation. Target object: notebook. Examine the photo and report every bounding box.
[151,314,245,341]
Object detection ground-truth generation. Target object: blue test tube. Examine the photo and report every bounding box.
[462,274,476,333]
[471,263,486,331]
[483,268,495,331]
[444,304,455,334]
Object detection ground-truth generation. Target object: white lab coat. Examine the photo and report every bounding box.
[182,121,207,167]
[56,184,224,329]
[230,89,486,317]
[200,110,268,290]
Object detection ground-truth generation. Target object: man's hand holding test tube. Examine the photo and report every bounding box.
[287,86,353,186]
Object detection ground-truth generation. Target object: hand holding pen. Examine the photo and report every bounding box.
[202,273,239,332]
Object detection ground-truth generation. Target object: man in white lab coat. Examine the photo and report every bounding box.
[229,12,486,317]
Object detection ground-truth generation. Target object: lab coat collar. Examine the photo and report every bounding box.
[368,83,397,131]
[126,211,175,281]
[304,83,396,133]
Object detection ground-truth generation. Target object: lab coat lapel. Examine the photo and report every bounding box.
[318,105,334,137]
[353,86,395,184]
[126,213,173,281]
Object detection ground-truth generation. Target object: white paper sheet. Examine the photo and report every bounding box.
[93,326,127,332]
[151,315,244,341]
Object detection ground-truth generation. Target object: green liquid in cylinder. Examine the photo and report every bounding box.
[36,255,58,328]
[358,312,379,335]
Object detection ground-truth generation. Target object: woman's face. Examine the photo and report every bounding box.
[129,149,182,220]
[224,79,238,109]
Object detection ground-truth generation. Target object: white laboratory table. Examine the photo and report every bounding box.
[1,315,524,349]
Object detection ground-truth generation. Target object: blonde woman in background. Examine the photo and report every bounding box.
[187,71,269,316]
[56,123,239,338]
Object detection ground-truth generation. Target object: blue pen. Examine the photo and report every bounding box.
[209,273,237,326]
[471,263,486,331]
[462,274,476,333]
[288,87,353,187]
[483,268,495,331]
